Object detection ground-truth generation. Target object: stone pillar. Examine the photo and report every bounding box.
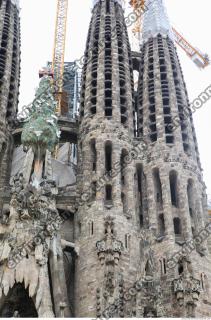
[146,170,158,231]
[160,171,174,240]
[178,176,192,240]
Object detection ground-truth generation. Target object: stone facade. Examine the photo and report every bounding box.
[0,0,211,317]
[0,0,20,196]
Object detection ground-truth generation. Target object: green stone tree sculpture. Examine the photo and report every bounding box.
[21,76,60,188]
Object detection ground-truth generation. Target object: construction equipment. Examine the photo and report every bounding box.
[39,0,69,114]
[129,0,210,69]
[172,27,209,69]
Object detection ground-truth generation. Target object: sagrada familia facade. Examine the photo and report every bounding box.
[0,0,211,317]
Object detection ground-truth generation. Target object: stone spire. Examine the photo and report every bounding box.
[75,0,136,316]
[135,0,211,316]
[142,0,174,42]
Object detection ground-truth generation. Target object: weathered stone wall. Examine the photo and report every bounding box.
[0,0,20,196]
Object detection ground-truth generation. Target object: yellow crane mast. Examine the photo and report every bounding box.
[129,0,210,69]
[39,0,69,115]
[52,0,69,114]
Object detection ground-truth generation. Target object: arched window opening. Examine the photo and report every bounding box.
[160,258,167,275]
[174,217,181,235]
[178,262,184,275]
[125,234,131,250]
[201,273,205,290]
[153,168,163,209]
[144,307,157,317]
[90,139,97,171]
[0,283,38,317]
[121,149,128,214]
[105,142,112,173]
[137,164,148,229]
[105,185,112,204]
[121,191,128,214]
[106,0,110,13]
[120,149,128,185]
[159,260,163,276]
[163,258,167,274]
[89,221,94,236]
[145,260,152,276]
[140,213,144,227]
[169,171,178,207]
[91,181,97,201]
[187,179,194,218]
[158,213,165,237]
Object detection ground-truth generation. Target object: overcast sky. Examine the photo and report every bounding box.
[19,0,211,197]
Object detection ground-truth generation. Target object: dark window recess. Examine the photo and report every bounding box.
[174,217,182,235]
[163,259,167,274]
[90,139,97,171]
[106,0,110,13]
[105,185,112,201]
[153,168,163,205]
[105,142,112,172]
[158,214,165,236]
[140,214,143,227]
[169,171,178,207]
[178,262,184,275]
[91,181,97,200]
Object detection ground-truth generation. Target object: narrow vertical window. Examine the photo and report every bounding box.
[121,149,128,214]
[163,258,166,274]
[174,217,181,235]
[90,139,97,171]
[169,171,178,207]
[153,168,163,208]
[106,0,110,13]
[120,151,125,185]
[105,185,112,202]
[201,273,205,290]
[187,179,194,217]
[88,221,94,236]
[121,192,127,213]
[137,164,148,228]
[178,261,184,275]
[91,181,97,201]
[105,142,112,173]
[158,213,165,236]
[125,234,130,250]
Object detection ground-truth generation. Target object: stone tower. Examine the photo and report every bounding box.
[0,0,20,192]
[134,0,211,317]
[74,0,141,316]
[75,0,211,317]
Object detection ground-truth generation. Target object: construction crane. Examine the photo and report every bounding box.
[129,0,210,69]
[39,0,69,115]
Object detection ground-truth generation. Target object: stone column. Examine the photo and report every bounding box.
[178,176,192,240]
[146,169,158,231]
[160,170,174,240]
